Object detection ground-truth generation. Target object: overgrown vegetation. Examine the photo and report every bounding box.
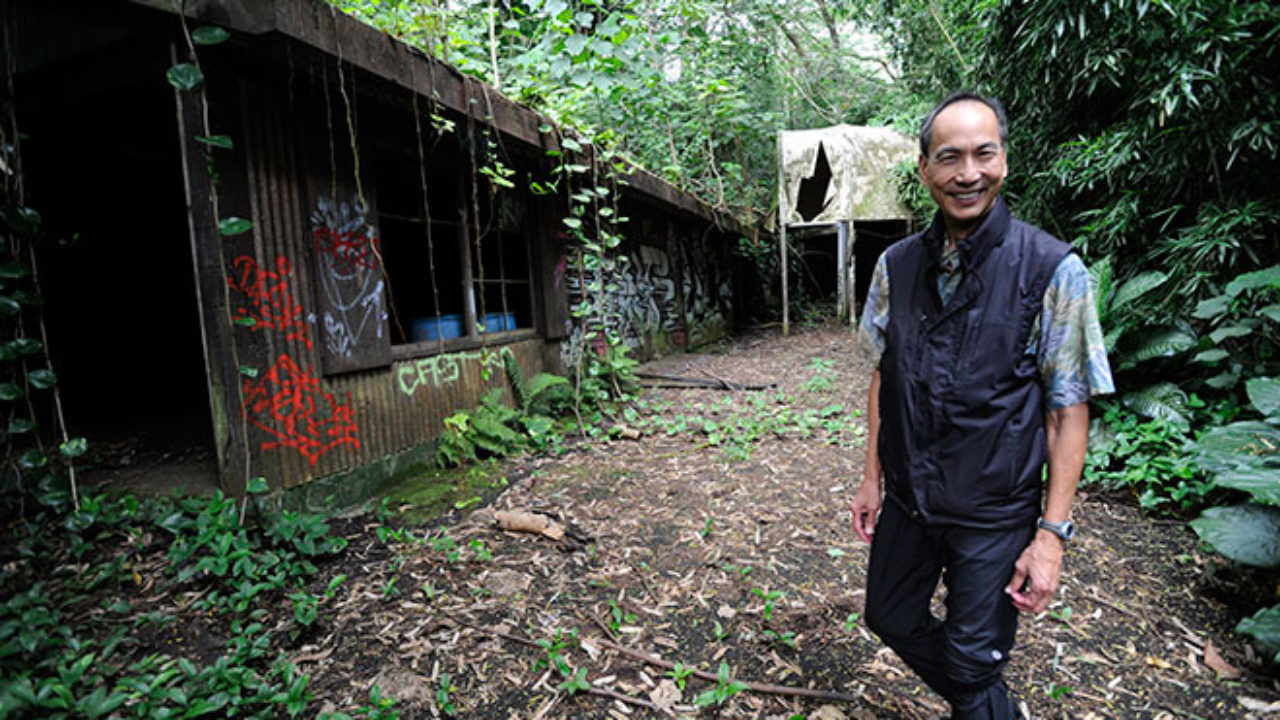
[0,481,365,718]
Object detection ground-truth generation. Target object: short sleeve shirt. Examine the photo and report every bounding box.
[858,251,1114,409]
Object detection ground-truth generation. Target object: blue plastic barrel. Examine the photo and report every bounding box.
[482,312,517,333]
[411,314,462,341]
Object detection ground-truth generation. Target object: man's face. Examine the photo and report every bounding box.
[918,100,1007,241]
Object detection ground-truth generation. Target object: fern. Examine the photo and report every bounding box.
[525,373,572,415]
[503,348,529,409]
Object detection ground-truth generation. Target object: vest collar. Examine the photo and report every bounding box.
[923,196,1011,273]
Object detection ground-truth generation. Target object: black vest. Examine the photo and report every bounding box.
[879,198,1074,528]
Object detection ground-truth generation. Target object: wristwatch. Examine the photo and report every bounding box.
[1037,517,1076,543]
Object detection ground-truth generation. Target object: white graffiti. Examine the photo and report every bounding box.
[311,197,388,359]
[561,243,687,369]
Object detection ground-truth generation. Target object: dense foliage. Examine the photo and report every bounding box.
[328,0,905,221]
[969,0,1280,660]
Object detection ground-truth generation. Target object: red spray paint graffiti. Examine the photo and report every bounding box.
[243,355,359,466]
[313,224,380,276]
[227,256,313,349]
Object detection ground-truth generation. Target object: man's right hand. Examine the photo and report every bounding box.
[850,480,882,543]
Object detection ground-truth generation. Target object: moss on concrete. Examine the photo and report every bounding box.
[374,460,510,525]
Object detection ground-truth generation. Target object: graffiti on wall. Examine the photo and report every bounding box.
[243,354,360,466]
[311,197,387,360]
[226,256,313,349]
[396,349,508,397]
[561,241,691,368]
[678,232,731,347]
[565,229,737,366]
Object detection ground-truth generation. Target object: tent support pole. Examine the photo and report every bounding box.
[837,220,849,323]
[780,222,789,336]
[778,131,789,337]
[848,224,858,326]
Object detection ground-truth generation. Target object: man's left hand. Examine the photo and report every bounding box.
[1005,532,1064,614]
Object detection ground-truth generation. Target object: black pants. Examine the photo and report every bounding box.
[864,500,1033,720]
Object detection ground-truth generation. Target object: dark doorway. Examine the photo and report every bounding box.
[16,22,216,490]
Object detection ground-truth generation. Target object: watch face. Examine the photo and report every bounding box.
[1040,518,1075,541]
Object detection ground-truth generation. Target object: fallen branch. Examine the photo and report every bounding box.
[636,371,773,391]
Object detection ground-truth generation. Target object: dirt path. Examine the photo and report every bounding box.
[299,324,1278,719]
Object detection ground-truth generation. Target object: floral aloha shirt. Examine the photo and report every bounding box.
[858,249,1115,409]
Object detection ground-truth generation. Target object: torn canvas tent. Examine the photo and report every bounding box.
[778,124,916,226]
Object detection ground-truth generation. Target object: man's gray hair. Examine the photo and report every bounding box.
[919,91,1008,156]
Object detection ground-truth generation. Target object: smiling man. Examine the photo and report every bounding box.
[849,92,1114,720]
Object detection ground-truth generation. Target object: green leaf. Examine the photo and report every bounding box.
[7,418,36,434]
[195,134,234,149]
[1225,264,1280,297]
[238,365,260,378]
[1209,321,1257,344]
[1116,327,1195,370]
[27,369,56,389]
[191,26,230,45]
[1205,371,1240,390]
[246,476,269,494]
[1261,305,1280,325]
[1196,421,1280,474]
[18,449,47,469]
[1193,348,1228,364]
[0,382,23,400]
[0,296,21,315]
[1213,465,1280,506]
[60,438,88,458]
[1111,270,1168,309]
[1246,377,1280,419]
[218,217,254,236]
[11,338,42,355]
[1120,382,1188,423]
[166,63,204,92]
[562,217,582,230]
[1191,504,1280,568]
[233,316,259,327]
[1192,295,1230,320]
[693,688,719,707]
[1236,604,1280,663]
[564,34,589,57]
[0,261,31,279]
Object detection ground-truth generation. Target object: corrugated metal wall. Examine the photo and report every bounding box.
[206,49,732,494]
[228,81,547,490]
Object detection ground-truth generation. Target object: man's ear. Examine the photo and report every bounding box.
[917,153,929,183]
